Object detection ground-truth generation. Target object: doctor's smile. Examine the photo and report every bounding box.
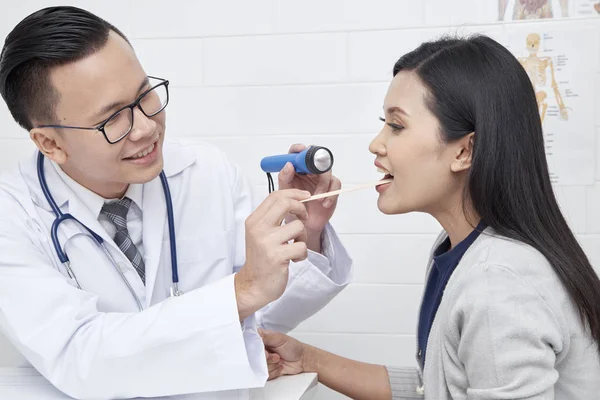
[123,140,159,164]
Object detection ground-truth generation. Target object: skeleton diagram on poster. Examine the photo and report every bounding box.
[518,33,569,124]
[503,27,597,184]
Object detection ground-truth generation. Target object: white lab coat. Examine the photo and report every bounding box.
[0,140,352,400]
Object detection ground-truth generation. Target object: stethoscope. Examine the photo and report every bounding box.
[37,152,182,312]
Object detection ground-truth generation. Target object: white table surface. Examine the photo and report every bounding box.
[0,368,318,400]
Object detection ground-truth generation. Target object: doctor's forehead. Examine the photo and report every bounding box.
[49,32,147,121]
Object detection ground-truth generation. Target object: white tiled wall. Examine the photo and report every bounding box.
[1,2,599,399]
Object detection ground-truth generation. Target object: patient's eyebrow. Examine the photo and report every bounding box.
[385,106,410,117]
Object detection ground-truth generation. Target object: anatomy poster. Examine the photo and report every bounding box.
[503,25,597,184]
[499,0,600,20]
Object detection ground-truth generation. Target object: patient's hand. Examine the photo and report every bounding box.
[260,329,306,380]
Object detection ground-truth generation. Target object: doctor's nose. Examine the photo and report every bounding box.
[128,107,158,142]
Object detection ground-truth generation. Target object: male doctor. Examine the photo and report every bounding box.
[0,6,351,399]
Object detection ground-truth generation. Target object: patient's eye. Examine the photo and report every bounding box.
[379,117,404,132]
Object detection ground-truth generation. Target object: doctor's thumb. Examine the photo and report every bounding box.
[277,162,295,189]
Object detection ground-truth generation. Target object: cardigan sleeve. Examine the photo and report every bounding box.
[448,263,563,399]
[385,366,424,399]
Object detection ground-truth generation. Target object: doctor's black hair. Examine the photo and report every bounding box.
[393,35,600,357]
[0,6,129,131]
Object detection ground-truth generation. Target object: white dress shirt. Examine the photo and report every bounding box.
[51,161,145,257]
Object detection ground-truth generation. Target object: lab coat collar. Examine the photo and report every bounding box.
[162,140,197,178]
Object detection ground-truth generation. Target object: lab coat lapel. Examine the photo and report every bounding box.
[142,175,167,307]
[143,141,198,305]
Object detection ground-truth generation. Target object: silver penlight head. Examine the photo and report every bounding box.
[306,146,334,174]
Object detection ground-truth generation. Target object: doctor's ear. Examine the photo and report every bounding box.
[450,132,474,173]
[30,128,68,165]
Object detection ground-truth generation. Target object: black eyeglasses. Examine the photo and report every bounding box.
[36,76,169,144]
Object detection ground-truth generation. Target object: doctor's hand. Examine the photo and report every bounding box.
[235,189,310,321]
[260,329,309,380]
[278,144,342,254]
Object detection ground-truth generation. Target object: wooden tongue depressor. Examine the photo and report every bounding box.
[300,179,393,203]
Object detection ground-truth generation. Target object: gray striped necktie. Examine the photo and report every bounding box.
[101,197,145,283]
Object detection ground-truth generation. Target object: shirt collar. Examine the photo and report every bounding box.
[51,161,143,218]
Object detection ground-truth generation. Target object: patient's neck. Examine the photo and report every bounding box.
[431,199,480,250]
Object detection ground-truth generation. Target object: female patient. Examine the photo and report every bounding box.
[260,36,600,399]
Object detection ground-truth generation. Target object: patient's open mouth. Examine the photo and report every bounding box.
[377,167,394,181]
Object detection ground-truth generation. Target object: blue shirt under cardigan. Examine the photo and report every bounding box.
[418,220,486,366]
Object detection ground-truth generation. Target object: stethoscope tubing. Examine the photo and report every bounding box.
[36,152,181,311]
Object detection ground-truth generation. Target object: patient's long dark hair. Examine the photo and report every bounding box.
[394,35,600,355]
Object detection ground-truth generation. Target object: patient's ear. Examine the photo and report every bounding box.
[30,128,67,165]
[450,132,474,173]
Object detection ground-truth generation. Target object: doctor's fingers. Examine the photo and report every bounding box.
[323,176,341,208]
[271,219,308,245]
[285,241,309,263]
[251,190,310,222]
[288,143,308,154]
[329,175,341,192]
[262,197,309,226]
[313,170,332,196]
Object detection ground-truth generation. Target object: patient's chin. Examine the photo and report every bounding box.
[377,197,412,215]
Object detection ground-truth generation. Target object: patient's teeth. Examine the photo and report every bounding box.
[376,167,394,177]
